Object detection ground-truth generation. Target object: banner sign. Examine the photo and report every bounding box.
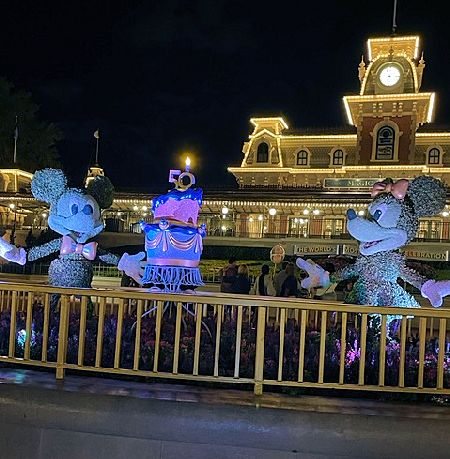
[342,244,359,256]
[324,178,412,189]
[343,244,448,261]
[403,248,449,261]
[294,244,339,256]
[324,178,380,189]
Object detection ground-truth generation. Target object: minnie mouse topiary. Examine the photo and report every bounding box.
[297,176,450,309]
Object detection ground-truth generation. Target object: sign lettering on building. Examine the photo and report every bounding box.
[324,178,411,189]
[324,178,380,189]
[342,244,359,256]
[294,244,339,256]
[403,248,449,261]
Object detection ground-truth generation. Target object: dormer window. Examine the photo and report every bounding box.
[256,142,269,163]
[332,149,344,166]
[296,150,309,166]
[427,147,441,165]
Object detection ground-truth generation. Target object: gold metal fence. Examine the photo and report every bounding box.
[1,281,450,396]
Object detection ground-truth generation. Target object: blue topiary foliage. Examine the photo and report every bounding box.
[409,175,447,217]
[31,168,67,205]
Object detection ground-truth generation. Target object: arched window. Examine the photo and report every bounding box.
[375,126,395,160]
[256,142,269,162]
[296,150,309,166]
[428,148,441,165]
[332,149,344,166]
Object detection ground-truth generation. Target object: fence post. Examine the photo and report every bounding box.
[254,306,266,395]
[56,295,70,380]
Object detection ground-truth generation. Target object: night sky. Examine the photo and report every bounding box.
[1,0,449,191]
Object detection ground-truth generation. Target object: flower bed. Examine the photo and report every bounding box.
[1,302,449,390]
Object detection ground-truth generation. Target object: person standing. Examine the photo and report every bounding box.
[280,263,299,298]
[274,262,290,296]
[220,257,238,293]
[232,264,251,294]
[250,264,276,296]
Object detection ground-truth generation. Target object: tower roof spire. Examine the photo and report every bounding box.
[392,0,398,35]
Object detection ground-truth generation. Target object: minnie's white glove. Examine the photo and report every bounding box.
[296,258,330,289]
[421,279,450,308]
[118,251,146,285]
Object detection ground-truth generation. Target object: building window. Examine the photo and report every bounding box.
[428,148,441,165]
[296,150,309,166]
[332,149,344,166]
[256,142,269,162]
[375,126,395,160]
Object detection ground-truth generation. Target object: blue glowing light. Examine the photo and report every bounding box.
[17,329,27,348]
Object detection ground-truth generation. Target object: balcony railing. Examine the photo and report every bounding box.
[1,282,450,396]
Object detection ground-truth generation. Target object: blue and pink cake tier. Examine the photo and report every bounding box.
[140,186,206,291]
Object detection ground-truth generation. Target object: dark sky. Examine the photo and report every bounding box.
[1,0,449,191]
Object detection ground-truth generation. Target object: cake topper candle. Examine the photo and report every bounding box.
[185,156,191,172]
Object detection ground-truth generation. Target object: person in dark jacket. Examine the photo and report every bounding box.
[250,264,276,296]
[220,257,238,293]
[232,264,251,294]
[280,263,299,297]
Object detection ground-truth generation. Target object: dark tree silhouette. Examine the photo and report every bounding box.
[0,78,62,171]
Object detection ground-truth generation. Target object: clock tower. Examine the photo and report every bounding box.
[343,36,434,165]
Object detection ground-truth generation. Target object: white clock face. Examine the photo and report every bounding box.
[379,65,401,87]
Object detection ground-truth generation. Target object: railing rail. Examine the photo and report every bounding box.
[1,281,450,396]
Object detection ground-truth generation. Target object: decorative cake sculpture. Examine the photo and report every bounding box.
[141,158,206,292]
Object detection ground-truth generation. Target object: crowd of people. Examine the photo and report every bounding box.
[219,258,345,299]
[121,256,353,300]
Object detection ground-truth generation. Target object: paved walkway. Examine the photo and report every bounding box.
[0,368,450,458]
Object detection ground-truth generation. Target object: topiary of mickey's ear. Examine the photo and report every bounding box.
[31,168,67,205]
[409,175,447,217]
[86,175,114,209]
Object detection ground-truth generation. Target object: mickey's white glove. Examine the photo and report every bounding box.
[296,257,330,289]
[0,238,26,265]
[118,251,146,285]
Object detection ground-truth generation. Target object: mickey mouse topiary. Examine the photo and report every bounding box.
[0,168,145,292]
